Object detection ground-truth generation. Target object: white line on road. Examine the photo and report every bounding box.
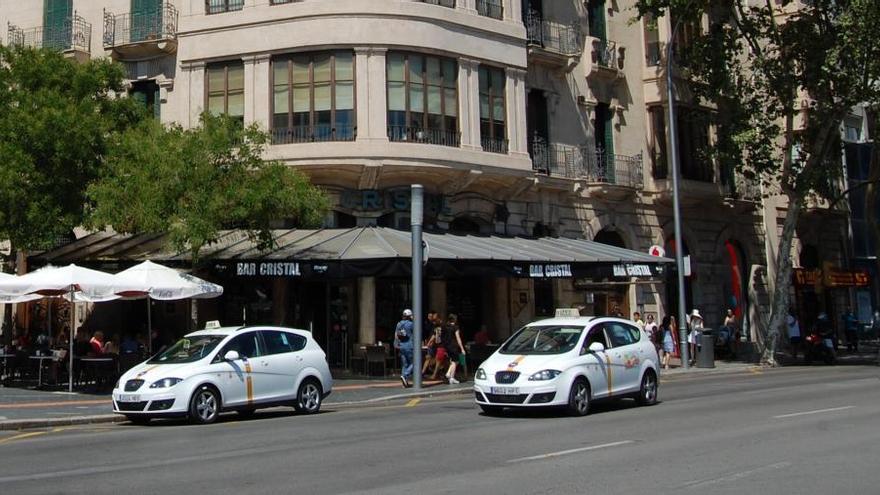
[773,406,855,419]
[507,440,634,463]
[682,462,791,489]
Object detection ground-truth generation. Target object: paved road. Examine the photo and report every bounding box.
[1,365,878,494]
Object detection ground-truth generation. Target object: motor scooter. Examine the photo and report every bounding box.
[804,328,835,365]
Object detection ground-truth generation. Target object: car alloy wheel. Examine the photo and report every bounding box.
[295,379,322,414]
[638,371,658,406]
[568,378,590,417]
[190,386,219,424]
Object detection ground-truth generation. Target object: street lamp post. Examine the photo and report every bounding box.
[411,185,424,390]
[666,15,691,369]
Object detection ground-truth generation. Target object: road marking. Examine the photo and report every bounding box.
[0,399,109,409]
[405,399,421,407]
[507,440,634,463]
[682,462,791,489]
[773,406,855,419]
[0,431,48,445]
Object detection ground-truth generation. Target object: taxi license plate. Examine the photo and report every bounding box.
[490,387,519,395]
[117,394,140,402]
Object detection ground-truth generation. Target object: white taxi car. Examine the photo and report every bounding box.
[112,326,332,424]
[474,316,659,416]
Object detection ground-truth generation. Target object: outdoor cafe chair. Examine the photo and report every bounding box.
[365,345,387,377]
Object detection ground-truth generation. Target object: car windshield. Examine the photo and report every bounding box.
[148,335,226,364]
[500,325,584,355]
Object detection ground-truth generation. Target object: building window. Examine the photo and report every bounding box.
[272,51,355,144]
[387,52,459,147]
[644,13,661,66]
[206,61,244,122]
[206,0,244,15]
[649,106,667,179]
[415,0,456,7]
[677,107,713,182]
[479,66,507,154]
[476,0,503,19]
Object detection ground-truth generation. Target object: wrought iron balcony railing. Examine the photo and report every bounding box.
[476,0,503,19]
[388,125,461,147]
[7,15,91,53]
[481,137,509,154]
[525,14,582,58]
[723,174,763,202]
[272,125,357,144]
[415,0,456,8]
[593,39,618,69]
[103,4,178,48]
[530,140,644,188]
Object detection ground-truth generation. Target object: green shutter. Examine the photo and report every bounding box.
[588,0,606,41]
[43,0,72,50]
[131,0,162,42]
[603,107,614,157]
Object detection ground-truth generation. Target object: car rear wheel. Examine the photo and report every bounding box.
[479,404,505,416]
[126,415,151,425]
[294,379,322,414]
[636,370,659,406]
[567,378,590,417]
[189,385,220,424]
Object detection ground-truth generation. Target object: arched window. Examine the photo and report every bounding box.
[594,229,626,248]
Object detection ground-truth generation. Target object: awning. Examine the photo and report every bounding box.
[30,227,672,280]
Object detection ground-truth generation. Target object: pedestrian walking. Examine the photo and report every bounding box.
[722,308,739,357]
[660,316,675,370]
[688,309,703,366]
[786,308,801,361]
[395,309,415,388]
[443,314,466,384]
[632,312,645,331]
[644,314,659,354]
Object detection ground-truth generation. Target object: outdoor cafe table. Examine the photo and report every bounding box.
[29,355,59,388]
[0,353,14,385]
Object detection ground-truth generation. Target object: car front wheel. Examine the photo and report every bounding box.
[294,379,322,414]
[189,385,220,424]
[636,370,659,406]
[567,378,590,417]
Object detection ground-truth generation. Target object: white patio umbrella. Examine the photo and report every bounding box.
[0,264,141,391]
[113,260,223,354]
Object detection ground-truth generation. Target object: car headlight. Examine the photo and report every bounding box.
[528,370,562,381]
[475,368,487,380]
[149,377,183,389]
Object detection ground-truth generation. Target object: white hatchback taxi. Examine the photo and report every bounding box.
[112,325,333,424]
[474,314,659,416]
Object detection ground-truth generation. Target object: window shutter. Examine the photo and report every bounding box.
[43,0,72,50]
[588,0,606,41]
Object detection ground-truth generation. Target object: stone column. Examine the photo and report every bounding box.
[252,54,272,131]
[457,0,477,14]
[181,61,205,129]
[505,0,522,23]
[355,47,389,142]
[242,56,257,125]
[505,67,528,156]
[358,277,377,344]
[458,58,481,151]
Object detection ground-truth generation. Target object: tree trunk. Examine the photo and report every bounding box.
[761,194,802,366]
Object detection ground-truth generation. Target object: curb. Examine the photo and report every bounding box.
[0,414,125,431]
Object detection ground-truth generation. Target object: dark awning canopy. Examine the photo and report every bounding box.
[31,227,672,280]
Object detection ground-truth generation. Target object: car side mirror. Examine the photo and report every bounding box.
[224,350,240,361]
[588,342,606,353]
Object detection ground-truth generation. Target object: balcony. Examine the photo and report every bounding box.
[476,0,503,19]
[481,136,509,154]
[103,4,178,60]
[388,125,461,147]
[587,38,624,80]
[524,15,582,69]
[7,15,92,62]
[414,0,456,7]
[531,140,644,195]
[272,125,356,145]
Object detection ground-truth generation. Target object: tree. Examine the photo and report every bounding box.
[86,114,329,262]
[634,0,880,364]
[0,46,143,268]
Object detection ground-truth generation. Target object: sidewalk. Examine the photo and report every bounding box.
[0,377,471,430]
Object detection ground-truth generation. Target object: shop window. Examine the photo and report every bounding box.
[272,51,355,144]
[534,279,554,317]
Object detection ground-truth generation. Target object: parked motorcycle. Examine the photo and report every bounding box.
[804,329,835,365]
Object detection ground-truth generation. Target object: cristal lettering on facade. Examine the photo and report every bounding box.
[236,262,301,277]
[613,264,653,277]
[529,264,573,278]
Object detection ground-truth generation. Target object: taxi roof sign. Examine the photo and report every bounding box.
[555,308,582,318]
[204,320,221,329]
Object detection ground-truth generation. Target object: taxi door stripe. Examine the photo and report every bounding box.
[506,355,526,372]
[605,354,613,396]
[244,361,254,405]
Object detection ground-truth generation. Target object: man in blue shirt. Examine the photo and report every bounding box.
[395,309,415,388]
[842,308,859,352]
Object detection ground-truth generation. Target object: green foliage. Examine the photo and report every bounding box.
[86,114,329,262]
[0,46,144,255]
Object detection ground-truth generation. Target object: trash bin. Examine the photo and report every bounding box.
[697,330,715,368]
